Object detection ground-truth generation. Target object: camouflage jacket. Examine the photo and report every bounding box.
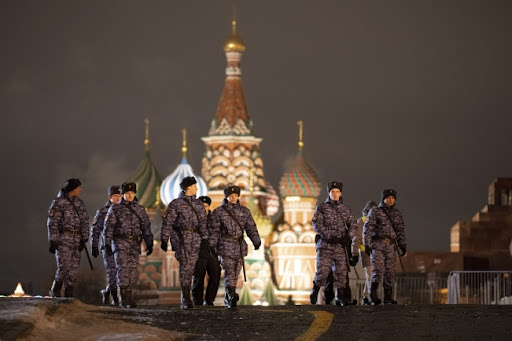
[209,199,261,259]
[160,192,208,252]
[47,191,89,245]
[312,197,358,250]
[363,202,406,249]
[103,198,153,253]
[90,201,111,250]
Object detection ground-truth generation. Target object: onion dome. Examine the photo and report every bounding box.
[129,118,165,209]
[224,20,246,53]
[279,121,320,198]
[160,129,208,206]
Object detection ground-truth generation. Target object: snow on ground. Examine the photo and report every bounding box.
[0,297,186,341]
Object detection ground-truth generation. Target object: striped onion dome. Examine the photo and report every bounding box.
[279,150,320,199]
[129,119,164,209]
[160,157,208,206]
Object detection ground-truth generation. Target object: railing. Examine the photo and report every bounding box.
[349,273,448,304]
[447,271,512,304]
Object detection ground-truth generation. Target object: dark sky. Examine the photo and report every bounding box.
[1,1,511,294]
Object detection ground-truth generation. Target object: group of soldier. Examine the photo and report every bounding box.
[310,181,407,306]
[47,177,405,308]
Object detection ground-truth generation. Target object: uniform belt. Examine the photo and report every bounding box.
[114,234,140,242]
[62,230,80,236]
[374,237,394,245]
[221,233,241,243]
[182,227,196,234]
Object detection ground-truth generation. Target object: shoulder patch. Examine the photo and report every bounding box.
[49,209,55,217]
[313,212,319,220]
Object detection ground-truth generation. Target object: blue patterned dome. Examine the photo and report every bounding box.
[160,157,208,206]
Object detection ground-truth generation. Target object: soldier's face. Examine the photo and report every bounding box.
[329,188,341,201]
[109,194,122,204]
[203,203,210,212]
[384,196,395,206]
[123,191,136,202]
[227,193,239,204]
[185,183,198,196]
[69,186,82,197]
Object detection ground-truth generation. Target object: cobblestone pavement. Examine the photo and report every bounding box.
[1,298,512,340]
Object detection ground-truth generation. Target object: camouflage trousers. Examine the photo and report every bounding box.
[54,242,81,288]
[220,256,243,288]
[313,246,349,289]
[114,247,139,289]
[176,246,200,287]
[370,241,396,288]
[102,248,117,289]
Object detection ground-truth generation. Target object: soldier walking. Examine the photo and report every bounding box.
[160,176,208,309]
[47,178,89,298]
[90,185,122,305]
[310,181,357,306]
[352,200,378,305]
[192,196,221,306]
[363,189,407,305]
[209,185,261,309]
[104,182,154,308]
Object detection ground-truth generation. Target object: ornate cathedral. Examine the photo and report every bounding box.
[129,20,322,305]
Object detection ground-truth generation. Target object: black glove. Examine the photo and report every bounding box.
[161,241,168,252]
[209,246,218,257]
[341,234,352,248]
[365,246,372,256]
[49,240,59,254]
[349,256,358,267]
[105,244,113,257]
[146,245,153,256]
[91,246,99,258]
[254,243,261,251]
[399,246,407,257]
[78,239,86,252]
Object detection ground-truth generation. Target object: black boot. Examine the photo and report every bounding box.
[64,286,74,298]
[126,289,137,308]
[369,282,381,305]
[309,282,320,305]
[110,287,119,306]
[181,286,193,309]
[49,281,62,298]
[225,286,239,309]
[101,288,110,305]
[362,297,370,305]
[119,287,128,307]
[384,286,397,305]
[334,287,355,306]
[344,285,357,305]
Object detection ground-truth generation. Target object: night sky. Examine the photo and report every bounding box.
[1,1,511,294]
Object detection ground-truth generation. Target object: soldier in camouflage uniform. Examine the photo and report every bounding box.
[47,178,89,298]
[192,196,221,306]
[363,189,406,305]
[104,182,153,308]
[160,176,208,309]
[90,185,122,305]
[310,181,357,306]
[209,185,261,309]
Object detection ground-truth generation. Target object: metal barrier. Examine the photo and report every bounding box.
[447,271,512,304]
[349,273,448,304]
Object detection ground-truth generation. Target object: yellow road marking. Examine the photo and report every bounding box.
[295,311,334,341]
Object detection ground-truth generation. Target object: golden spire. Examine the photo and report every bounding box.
[144,118,150,152]
[297,120,304,152]
[224,11,245,53]
[181,128,188,159]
